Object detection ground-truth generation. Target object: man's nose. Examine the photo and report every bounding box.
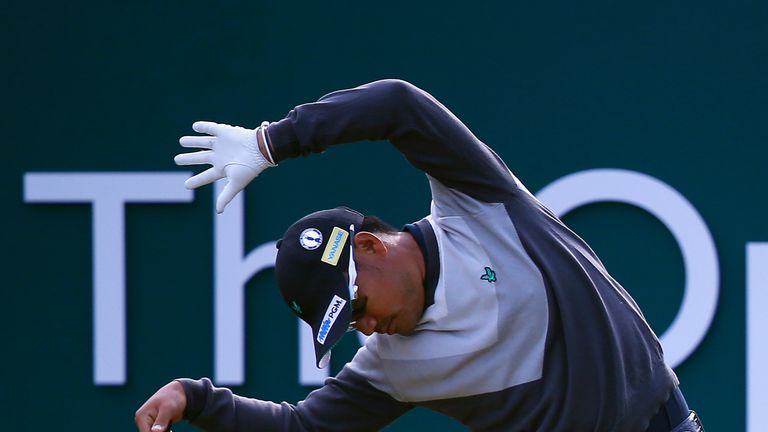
[356,317,378,336]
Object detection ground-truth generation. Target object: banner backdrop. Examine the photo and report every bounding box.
[5,1,766,431]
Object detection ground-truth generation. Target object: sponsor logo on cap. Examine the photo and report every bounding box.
[321,227,348,266]
[299,228,323,250]
[317,295,347,344]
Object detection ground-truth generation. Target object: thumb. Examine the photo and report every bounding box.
[216,165,254,213]
[216,181,242,214]
[151,416,172,432]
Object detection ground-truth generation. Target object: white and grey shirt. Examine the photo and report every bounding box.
[179,79,678,432]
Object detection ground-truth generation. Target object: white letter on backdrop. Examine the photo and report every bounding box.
[747,243,768,432]
[536,169,719,368]
[213,181,277,385]
[23,172,192,385]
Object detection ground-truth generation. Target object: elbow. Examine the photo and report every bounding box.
[365,79,426,115]
[372,79,420,100]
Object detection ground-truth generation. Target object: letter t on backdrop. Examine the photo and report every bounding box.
[23,172,193,385]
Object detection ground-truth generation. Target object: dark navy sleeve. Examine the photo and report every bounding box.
[177,367,412,431]
[267,79,517,203]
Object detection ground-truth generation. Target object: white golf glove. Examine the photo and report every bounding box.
[175,121,275,213]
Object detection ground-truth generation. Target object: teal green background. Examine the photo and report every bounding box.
[4,1,766,430]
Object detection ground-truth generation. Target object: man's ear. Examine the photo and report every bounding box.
[354,232,388,256]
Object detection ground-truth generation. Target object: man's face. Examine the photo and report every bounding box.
[349,244,425,337]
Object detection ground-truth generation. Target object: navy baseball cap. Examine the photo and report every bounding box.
[274,207,364,368]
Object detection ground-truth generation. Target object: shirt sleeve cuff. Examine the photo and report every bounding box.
[175,377,211,421]
[267,117,300,163]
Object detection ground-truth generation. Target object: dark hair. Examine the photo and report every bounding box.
[361,215,399,234]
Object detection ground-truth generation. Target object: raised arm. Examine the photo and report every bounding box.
[175,79,518,212]
[268,79,517,201]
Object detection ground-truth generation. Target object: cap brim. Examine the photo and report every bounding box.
[312,300,351,368]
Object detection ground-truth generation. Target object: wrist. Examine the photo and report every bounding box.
[175,378,205,421]
[256,121,277,166]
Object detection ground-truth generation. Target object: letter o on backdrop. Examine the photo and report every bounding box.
[536,169,719,368]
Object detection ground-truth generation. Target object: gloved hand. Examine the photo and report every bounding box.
[175,121,275,213]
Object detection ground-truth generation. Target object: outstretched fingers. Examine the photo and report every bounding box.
[179,135,215,149]
[185,167,224,189]
[192,121,226,136]
[174,150,213,166]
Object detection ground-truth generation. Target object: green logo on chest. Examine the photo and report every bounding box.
[480,267,497,283]
[291,301,303,315]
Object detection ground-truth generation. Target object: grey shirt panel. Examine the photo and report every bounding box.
[348,180,549,402]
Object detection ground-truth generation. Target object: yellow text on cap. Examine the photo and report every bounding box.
[321,227,348,266]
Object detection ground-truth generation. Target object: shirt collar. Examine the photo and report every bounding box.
[402,219,439,311]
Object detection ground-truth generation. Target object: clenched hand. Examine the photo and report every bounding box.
[135,381,187,432]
